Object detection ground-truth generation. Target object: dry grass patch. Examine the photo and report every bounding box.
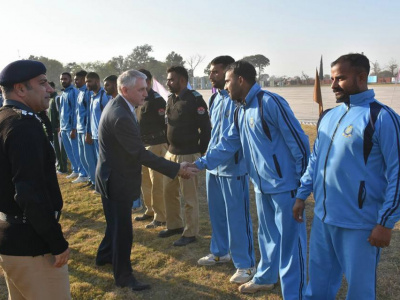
[1,125,400,299]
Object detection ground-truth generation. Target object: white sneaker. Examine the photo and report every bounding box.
[230,267,256,284]
[197,253,231,266]
[66,172,78,179]
[238,280,274,294]
[72,176,88,183]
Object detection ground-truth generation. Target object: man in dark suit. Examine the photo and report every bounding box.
[95,69,195,291]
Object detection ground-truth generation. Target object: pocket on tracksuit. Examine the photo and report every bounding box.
[358,181,366,209]
[272,154,282,178]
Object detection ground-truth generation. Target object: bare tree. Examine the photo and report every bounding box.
[186,54,205,76]
[370,61,381,76]
[386,58,398,77]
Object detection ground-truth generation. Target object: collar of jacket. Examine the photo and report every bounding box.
[3,99,34,113]
[243,83,262,106]
[79,85,87,92]
[64,84,74,92]
[348,89,375,106]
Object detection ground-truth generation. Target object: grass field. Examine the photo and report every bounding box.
[1,125,400,299]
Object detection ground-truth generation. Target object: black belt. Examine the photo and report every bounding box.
[0,211,61,224]
[141,131,165,142]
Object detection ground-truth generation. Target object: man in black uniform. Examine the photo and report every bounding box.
[134,69,168,228]
[0,60,71,299]
[159,66,211,246]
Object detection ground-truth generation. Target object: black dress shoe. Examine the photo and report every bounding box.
[134,214,153,221]
[117,281,151,291]
[145,220,166,229]
[158,227,184,238]
[173,236,196,246]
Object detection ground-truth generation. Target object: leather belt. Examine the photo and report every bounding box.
[0,211,61,224]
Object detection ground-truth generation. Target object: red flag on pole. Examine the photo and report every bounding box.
[314,69,323,117]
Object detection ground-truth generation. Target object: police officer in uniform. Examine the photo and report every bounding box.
[159,66,211,246]
[134,69,169,228]
[0,60,71,299]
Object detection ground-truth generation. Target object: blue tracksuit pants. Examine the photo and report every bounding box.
[206,172,255,269]
[61,130,82,175]
[78,133,97,184]
[253,191,307,300]
[305,215,380,300]
[77,133,89,178]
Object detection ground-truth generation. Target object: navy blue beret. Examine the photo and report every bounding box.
[0,60,47,86]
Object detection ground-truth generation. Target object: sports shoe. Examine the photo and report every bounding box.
[56,170,67,175]
[238,281,274,294]
[132,204,143,213]
[72,176,88,183]
[230,267,256,284]
[66,172,79,179]
[145,220,166,229]
[197,253,231,266]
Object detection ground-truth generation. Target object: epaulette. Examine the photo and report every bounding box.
[191,90,202,97]
[154,92,162,99]
[17,108,42,122]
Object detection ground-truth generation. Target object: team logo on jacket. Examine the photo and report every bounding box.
[342,125,353,138]
[249,117,255,128]
[158,108,165,116]
[197,107,206,115]
[225,110,231,118]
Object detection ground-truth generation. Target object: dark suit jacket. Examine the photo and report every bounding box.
[95,95,180,201]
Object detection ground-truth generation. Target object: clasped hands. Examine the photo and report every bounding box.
[178,162,199,179]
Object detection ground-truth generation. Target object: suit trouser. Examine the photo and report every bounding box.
[305,215,380,300]
[206,172,255,269]
[0,253,71,300]
[163,151,200,237]
[52,132,67,173]
[253,191,307,300]
[96,196,135,286]
[77,133,89,178]
[61,130,83,175]
[141,143,168,221]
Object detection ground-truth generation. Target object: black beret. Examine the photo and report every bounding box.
[0,60,47,86]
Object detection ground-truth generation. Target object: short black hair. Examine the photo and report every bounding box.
[103,75,118,83]
[331,53,370,75]
[167,66,189,81]
[61,72,72,78]
[226,60,257,85]
[86,72,100,80]
[49,81,55,88]
[210,56,235,68]
[75,70,87,78]
[138,69,152,81]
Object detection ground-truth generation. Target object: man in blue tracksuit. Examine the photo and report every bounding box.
[195,61,309,298]
[73,70,91,184]
[59,72,83,179]
[86,72,109,164]
[293,53,400,300]
[197,56,255,284]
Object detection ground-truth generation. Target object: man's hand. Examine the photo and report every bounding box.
[293,198,305,223]
[368,225,392,248]
[178,162,199,179]
[54,248,70,268]
[70,129,76,139]
[85,133,93,145]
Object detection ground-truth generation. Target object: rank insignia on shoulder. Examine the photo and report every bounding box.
[197,107,206,115]
[158,108,165,116]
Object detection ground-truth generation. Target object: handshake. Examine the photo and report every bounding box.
[178,162,200,179]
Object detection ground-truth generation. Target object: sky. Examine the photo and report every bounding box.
[1,0,399,78]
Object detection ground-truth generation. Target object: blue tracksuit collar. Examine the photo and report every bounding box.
[218,89,229,97]
[64,84,74,92]
[244,83,262,106]
[348,89,375,106]
[79,85,87,92]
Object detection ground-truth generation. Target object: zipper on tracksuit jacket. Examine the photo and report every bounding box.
[215,98,225,176]
[243,106,264,194]
[322,106,350,222]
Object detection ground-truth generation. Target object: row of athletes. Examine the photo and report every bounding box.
[0,52,399,299]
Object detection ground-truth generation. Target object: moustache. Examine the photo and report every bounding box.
[333,88,344,93]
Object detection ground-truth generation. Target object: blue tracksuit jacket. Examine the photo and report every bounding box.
[60,85,79,131]
[196,83,310,194]
[296,89,400,230]
[89,88,109,140]
[207,90,247,176]
[76,86,92,134]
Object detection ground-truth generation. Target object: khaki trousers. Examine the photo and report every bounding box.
[141,143,168,222]
[163,151,200,237]
[0,253,71,300]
